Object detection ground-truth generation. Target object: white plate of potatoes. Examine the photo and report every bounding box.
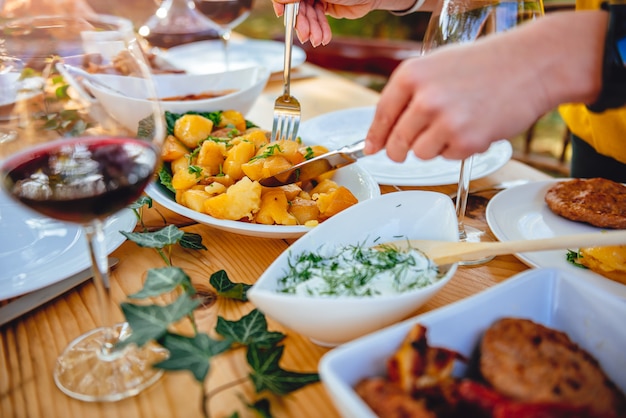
[146,112,381,239]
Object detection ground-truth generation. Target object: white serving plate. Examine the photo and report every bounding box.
[319,267,626,418]
[159,38,307,74]
[297,106,513,186]
[146,163,380,239]
[0,189,136,300]
[486,179,626,298]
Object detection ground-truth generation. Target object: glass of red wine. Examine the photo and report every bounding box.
[193,0,254,68]
[0,13,169,401]
[138,0,221,51]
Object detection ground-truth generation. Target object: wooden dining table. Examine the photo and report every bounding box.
[0,62,554,418]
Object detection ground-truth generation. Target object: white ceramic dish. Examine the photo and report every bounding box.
[0,189,136,300]
[159,39,307,74]
[319,267,626,418]
[145,163,380,239]
[85,66,270,132]
[247,191,459,346]
[486,179,626,298]
[297,106,513,186]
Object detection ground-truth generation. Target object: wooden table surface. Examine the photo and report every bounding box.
[1,63,553,418]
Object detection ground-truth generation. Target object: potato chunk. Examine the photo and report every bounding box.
[203,177,262,221]
[316,186,358,220]
[255,190,298,225]
[174,114,214,149]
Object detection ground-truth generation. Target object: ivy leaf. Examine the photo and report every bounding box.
[128,266,195,299]
[180,232,207,250]
[216,309,285,348]
[129,195,153,210]
[121,224,184,249]
[239,395,273,418]
[210,269,251,301]
[247,344,320,396]
[154,332,233,382]
[119,292,200,347]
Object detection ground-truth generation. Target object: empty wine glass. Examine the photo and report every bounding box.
[0,13,168,401]
[138,0,221,51]
[422,0,544,265]
[193,0,254,67]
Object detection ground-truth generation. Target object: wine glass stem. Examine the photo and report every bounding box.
[84,219,116,356]
[455,155,473,240]
[220,30,231,70]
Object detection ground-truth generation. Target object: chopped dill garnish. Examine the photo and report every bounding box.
[277,242,443,297]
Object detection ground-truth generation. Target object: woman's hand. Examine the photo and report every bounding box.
[272,0,415,46]
[364,11,604,162]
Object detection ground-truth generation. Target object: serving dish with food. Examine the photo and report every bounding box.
[319,267,626,417]
[247,190,459,346]
[145,110,380,238]
[486,178,626,298]
[84,66,270,132]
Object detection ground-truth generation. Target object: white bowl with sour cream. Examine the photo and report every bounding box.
[247,190,459,346]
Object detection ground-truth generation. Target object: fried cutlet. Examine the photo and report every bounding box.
[544,178,626,229]
[479,318,626,417]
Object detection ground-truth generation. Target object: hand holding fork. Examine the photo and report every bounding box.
[271,2,301,142]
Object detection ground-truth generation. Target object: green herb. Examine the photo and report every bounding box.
[249,143,283,162]
[120,198,319,418]
[566,249,588,269]
[278,242,441,297]
[303,146,315,160]
[188,164,203,178]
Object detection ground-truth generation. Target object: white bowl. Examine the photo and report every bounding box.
[85,66,270,131]
[247,191,459,346]
[318,268,626,417]
[145,163,381,239]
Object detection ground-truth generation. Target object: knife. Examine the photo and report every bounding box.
[259,139,366,187]
[0,257,119,327]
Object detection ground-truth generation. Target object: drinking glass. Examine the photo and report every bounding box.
[138,0,221,51]
[0,13,169,401]
[422,0,544,265]
[193,0,254,67]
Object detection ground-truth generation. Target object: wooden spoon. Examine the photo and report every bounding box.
[383,230,626,266]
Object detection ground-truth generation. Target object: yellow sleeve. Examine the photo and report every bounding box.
[557,0,626,165]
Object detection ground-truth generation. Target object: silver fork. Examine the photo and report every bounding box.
[271,2,301,142]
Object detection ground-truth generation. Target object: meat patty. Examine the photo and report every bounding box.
[544,177,626,229]
[479,318,626,417]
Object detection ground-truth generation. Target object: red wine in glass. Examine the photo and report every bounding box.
[2,137,158,224]
[194,0,254,68]
[194,0,253,27]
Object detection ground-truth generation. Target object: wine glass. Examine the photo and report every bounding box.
[193,0,254,68]
[422,0,544,265]
[0,14,169,401]
[138,0,221,51]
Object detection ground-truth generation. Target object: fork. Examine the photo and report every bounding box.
[271,2,301,142]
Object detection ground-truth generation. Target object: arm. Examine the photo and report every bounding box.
[364,10,608,161]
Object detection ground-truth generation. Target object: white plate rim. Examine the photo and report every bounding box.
[485,179,626,297]
[160,38,307,74]
[146,163,381,239]
[0,195,136,300]
[297,106,513,186]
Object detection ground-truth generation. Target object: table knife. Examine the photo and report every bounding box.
[0,257,119,327]
[259,139,366,187]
